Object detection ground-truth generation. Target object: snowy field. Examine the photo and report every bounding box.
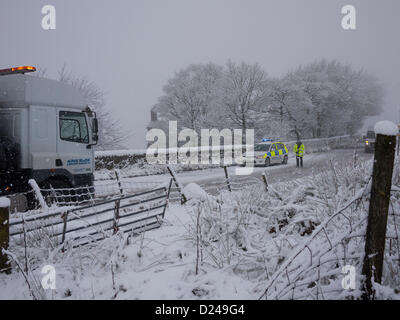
[1,149,399,300]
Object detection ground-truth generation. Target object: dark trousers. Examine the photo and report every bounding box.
[296,156,303,168]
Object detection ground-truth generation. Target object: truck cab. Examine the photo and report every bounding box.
[0,66,98,199]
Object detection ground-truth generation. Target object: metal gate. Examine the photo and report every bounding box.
[9,187,168,248]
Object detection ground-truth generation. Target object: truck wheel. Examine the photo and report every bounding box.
[264,158,270,167]
[26,192,39,211]
[282,155,288,165]
[0,138,18,171]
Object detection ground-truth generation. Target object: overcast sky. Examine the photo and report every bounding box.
[1,0,399,148]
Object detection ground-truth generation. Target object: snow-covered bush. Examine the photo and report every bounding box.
[2,157,399,300]
[184,157,400,299]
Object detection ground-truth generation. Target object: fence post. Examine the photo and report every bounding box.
[362,130,396,299]
[114,170,124,195]
[28,179,48,209]
[166,178,173,202]
[113,199,120,234]
[167,166,187,204]
[0,198,10,273]
[262,171,269,192]
[61,211,69,252]
[223,166,232,192]
[397,124,400,156]
[353,150,358,168]
[160,181,173,219]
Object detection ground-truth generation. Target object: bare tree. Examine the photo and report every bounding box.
[220,61,269,143]
[152,63,223,133]
[37,64,128,150]
[265,60,384,140]
[294,60,383,138]
[263,77,307,140]
[149,59,384,142]
[57,64,128,150]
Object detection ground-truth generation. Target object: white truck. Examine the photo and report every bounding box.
[0,66,98,203]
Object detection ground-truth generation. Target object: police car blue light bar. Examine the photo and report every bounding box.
[262,138,272,142]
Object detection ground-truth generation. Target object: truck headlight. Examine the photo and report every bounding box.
[365,140,369,145]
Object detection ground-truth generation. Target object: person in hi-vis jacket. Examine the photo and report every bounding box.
[293,140,305,168]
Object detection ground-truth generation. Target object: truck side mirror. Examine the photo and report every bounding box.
[92,118,98,134]
[91,118,99,144]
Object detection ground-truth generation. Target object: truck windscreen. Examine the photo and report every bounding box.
[60,111,89,144]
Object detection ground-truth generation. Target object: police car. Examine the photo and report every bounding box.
[243,139,289,167]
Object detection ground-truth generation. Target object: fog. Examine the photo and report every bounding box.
[1,0,399,148]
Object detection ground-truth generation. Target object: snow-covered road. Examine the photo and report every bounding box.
[102,149,373,196]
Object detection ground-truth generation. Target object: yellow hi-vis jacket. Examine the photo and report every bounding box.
[293,143,305,157]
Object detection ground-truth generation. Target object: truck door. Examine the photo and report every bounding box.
[56,110,93,179]
[0,110,20,171]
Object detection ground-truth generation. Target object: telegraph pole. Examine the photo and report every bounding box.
[396,107,400,156]
[397,124,400,157]
[397,108,400,156]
